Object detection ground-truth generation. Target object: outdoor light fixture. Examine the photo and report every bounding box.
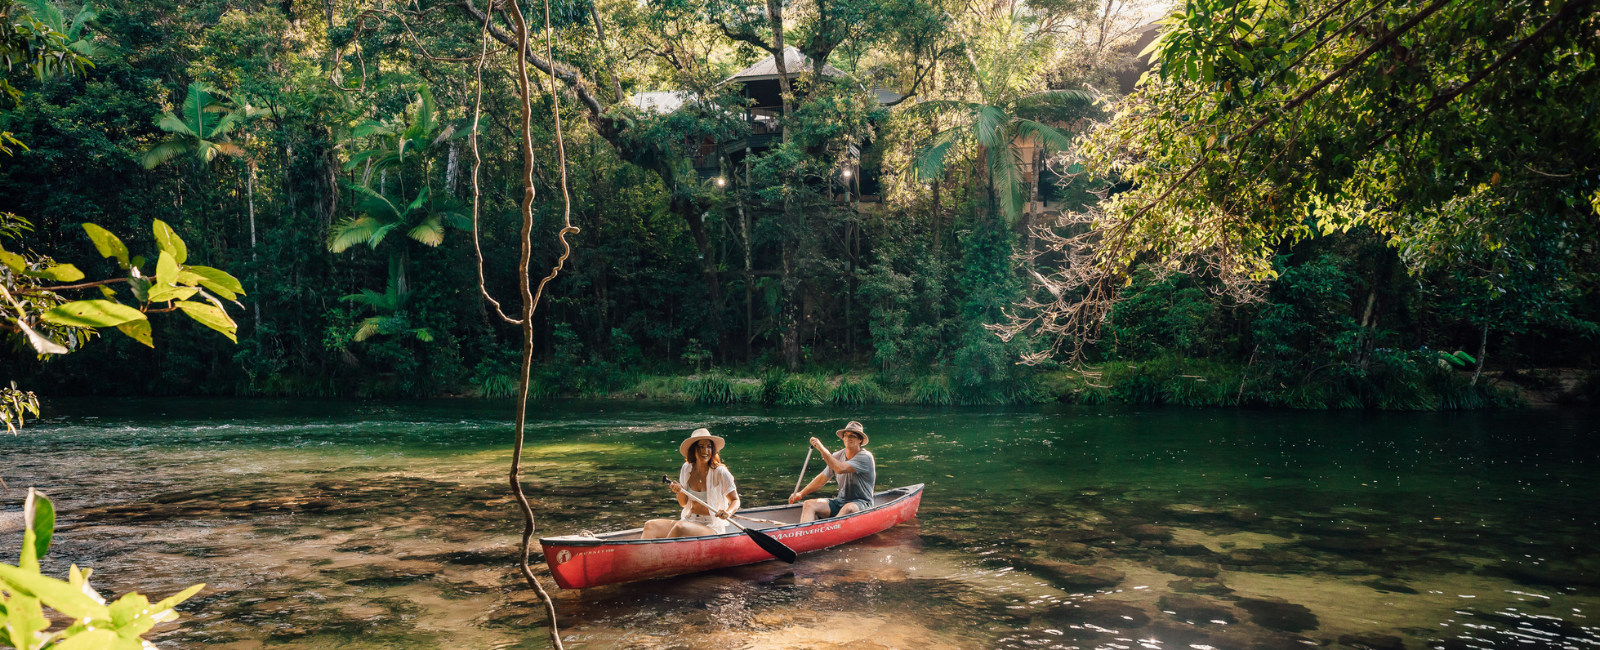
[841,169,853,179]
[715,177,726,187]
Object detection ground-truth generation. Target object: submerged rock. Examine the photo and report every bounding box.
[1163,503,1221,518]
[1043,599,1150,629]
[1338,633,1406,650]
[1361,578,1419,594]
[1235,596,1319,633]
[1126,524,1173,541]
[1027,559,1125,588]
[1157,593,1236,623]
[1169,577,1233,595]
[1155,557,1220,578]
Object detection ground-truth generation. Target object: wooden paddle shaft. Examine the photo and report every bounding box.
[793,446,814,497]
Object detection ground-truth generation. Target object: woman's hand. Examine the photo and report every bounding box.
[715,509,730,519]
[668,481,684,496]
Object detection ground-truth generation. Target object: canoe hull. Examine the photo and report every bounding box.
[540,484,923,589]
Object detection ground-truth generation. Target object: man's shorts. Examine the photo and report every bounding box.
[827,497,873,517]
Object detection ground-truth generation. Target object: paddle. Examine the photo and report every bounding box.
[662,475,797,564]
[792,446,814,497]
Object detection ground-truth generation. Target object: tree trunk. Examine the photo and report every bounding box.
[768,0,792,142]
[1470,323,1488,387]
[248,160,260,331]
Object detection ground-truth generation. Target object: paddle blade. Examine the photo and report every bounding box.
[745,528,797,564]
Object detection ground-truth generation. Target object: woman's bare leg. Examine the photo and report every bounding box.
[640,518,676,539]
[668,521,717,537]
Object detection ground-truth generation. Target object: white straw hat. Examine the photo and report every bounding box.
[679,428,726,459]
[835,421,868,446]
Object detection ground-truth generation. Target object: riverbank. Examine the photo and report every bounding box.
[520,356,1569,410]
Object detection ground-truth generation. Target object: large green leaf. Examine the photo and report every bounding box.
[151,220,187,264]
[24,488,54,563]
[175,300,237,342]
[39,300,147,328]
[117,319,153,347]
[51,628,116,650]
[181,266,245,300]
[81,223,129,267]
[0,246,24,272]
[0,565,112,620]
[22,263,84,282]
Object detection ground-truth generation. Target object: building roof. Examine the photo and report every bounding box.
[728,46,848,82]
[630,91,691,114]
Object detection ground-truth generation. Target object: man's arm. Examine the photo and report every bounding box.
[790,471,830,503]
[809,437,855,474]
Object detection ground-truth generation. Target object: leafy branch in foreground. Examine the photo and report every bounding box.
[999,0,1600,361]
[1,218,246,354]
[0,488,205,650]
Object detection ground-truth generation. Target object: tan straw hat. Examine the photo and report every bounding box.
[679,428,726,459]
[835,421,868,446]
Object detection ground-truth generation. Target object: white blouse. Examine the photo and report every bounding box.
[678,463,737,520]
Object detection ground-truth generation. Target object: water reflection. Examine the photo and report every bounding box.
[1,400,1597,649]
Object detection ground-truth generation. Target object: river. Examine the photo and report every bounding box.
[2,399,1597,650]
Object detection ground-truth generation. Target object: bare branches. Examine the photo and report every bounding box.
[469,0,521,326]
[502,0,579,646]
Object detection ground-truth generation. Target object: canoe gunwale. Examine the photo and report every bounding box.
[538,483,924,548]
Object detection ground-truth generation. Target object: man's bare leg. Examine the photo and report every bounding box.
[800,498,829,523]
[835,502,862,517]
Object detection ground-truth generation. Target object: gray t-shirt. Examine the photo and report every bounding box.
[822,449,876,504]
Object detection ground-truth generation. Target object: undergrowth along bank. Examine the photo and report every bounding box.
[452,353,1524,409]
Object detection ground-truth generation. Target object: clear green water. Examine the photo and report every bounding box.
[3,400,1598,650]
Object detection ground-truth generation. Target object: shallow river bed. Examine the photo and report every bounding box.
[2,400,1598,650]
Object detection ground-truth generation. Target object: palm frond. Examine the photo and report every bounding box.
[367,222,400,249]
[989,143,1026,224]
[141,140,192,170]
[180,82,223,139]
[898,99,979,119]
[974,105,1009,149]
[1014,119,1075,155]
[346,184,403,222]
[349,120,397,139]
[340,288,387,307]
[910,127,966,181]
[403,185,430,216]
[407,215,445,247]
[328,216,382,252]
[156,113,196,138]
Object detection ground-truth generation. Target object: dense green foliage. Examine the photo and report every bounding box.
[1,0,1594,409]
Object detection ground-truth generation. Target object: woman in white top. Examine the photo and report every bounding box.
[640,428,741,538]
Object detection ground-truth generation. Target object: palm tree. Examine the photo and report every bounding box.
[906,12,1098,225]
[327,184,470,294]
[343,85,455,190]
[341,258,434,343]
[140,82,249,169]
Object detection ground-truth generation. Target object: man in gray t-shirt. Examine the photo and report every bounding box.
[789,420,876,523]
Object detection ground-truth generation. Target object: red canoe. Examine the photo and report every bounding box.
[539,484,924,589]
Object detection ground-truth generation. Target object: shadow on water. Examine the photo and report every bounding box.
[1,399,1597,649]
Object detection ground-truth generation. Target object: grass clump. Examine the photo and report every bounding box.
[909,374,953,406]
[687,372,737,404]
[777,374,829,405]
[476,373,520,399]
[830,376,885,405]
